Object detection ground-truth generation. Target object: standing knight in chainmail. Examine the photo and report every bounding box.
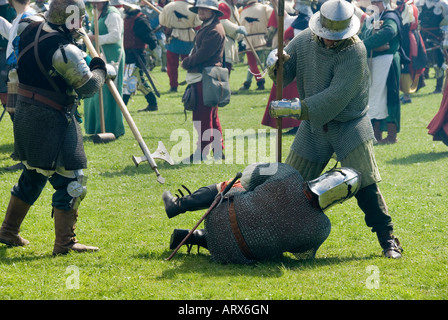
[0,0,114,255]
[267,0,403,258]
[162,162,361,264]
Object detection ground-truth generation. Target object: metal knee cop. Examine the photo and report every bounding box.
[67,169,87,210]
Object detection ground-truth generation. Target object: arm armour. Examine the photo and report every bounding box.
[75,69,106,99]
[52,43,105,99]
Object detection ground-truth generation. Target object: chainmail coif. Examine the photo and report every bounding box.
[205,163,331,264]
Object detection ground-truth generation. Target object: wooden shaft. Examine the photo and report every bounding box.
[142,0,161,14]
[275,0,285,163]
[94,8,106,134]
[82,28,163,180]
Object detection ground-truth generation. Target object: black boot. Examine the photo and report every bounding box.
[123,94,131,105]
[139,92,158,112]
[162,184,218,218]
[169,229,208,253]
[256,78,265,90]
[355,184,402,258]
[433,77,443,94]
[239,81,251,91]
[376,228,403,259]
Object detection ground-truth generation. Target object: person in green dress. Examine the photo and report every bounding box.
[83,0,125,138]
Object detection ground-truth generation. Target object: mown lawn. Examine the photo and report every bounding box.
[0,62,447,305]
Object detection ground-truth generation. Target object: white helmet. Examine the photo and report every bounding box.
[304,167,361,211]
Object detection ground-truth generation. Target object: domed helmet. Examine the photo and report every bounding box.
[309,0,360,40]
[304,167,361,211]
[46,0,86,28]
[189,0,224,17]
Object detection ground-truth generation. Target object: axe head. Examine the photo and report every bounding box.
[132,141,174,167]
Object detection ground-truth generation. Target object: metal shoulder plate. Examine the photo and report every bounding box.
[52,44,92,89]
[17,15,45,36]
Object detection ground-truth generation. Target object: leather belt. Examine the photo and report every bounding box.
[228,197,254,261]
[17,84,71,112]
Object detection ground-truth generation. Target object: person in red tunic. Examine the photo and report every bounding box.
[261,1,313,131]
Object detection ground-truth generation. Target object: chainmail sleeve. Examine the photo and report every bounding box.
[282,29,375,163]
[75,69,106,99]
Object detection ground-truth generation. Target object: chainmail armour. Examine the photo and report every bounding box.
[204,163,331,264]
[13,22,105,170]
[282,29,374,163]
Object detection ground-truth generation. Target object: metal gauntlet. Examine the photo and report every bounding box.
[105,63,117,81]
[269,98,302,119]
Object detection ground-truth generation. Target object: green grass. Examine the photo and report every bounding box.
[0,63,447,301]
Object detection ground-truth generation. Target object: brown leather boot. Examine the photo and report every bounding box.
[372,120,382,143]
[0,195,31,247]
[52,208,99,255]
[378,123,397,145]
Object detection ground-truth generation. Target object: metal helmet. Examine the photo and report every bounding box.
[309,0,360,40]
[189,0,224,17]
[46,0,86,26]
[304,167,361,211]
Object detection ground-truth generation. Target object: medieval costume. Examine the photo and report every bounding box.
[0,0,109,254]
[120,2,159,111]
[159,0,201,92]
[218,0,246,76]
[359,0,403,144]
[181,0,226,162]
[162,163,360,264]
[268,0,402,258]
[417,0,448,94]
[0,1,16,110]
[261,1,313,130]
[0,0,36,117]
[141,0,167,72]
[397,0,427,104]
[83,0,125,138]
[427,78,448,144]
[238,0,273,91]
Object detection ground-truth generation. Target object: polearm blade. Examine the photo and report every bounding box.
[81,28,168,184]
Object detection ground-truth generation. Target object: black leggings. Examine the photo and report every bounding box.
[11,167,79,210]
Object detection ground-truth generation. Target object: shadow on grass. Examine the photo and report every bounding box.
[134,249,379,279]
[0,246,53,263]
[98,158,240,179]
[387,151,448,165]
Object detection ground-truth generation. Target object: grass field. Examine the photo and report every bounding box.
[0,61,447,303]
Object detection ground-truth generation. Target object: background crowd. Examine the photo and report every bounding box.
[2,0,448,151]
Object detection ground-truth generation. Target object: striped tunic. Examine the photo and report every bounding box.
[282,28,374,162]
